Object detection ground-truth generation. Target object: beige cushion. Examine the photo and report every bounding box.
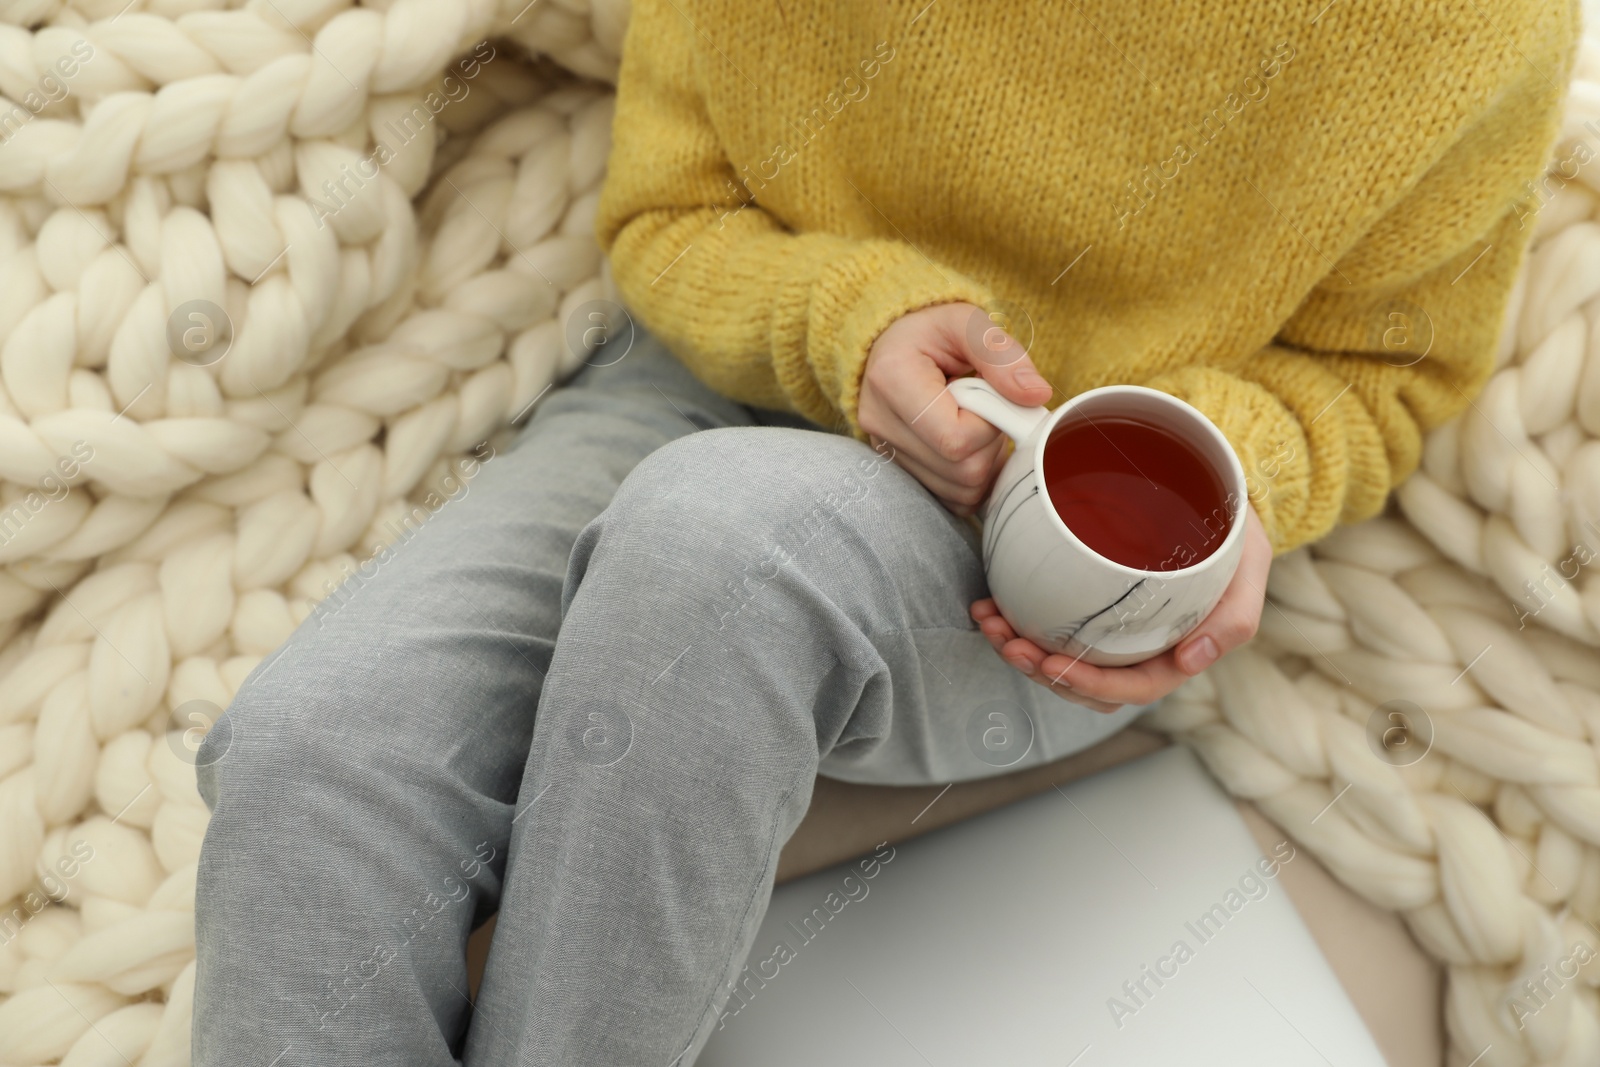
[466,726,1439,1065]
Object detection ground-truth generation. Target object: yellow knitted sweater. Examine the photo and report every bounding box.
[594,0,1581,556]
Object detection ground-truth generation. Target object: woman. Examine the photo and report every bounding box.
[192,1,1579,1063]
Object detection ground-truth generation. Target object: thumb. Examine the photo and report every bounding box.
[960,309,1053,406]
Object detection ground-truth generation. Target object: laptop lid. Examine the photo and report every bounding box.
[698,743,1388,1066]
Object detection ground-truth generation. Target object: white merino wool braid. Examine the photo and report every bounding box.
[0,2,1594,1064]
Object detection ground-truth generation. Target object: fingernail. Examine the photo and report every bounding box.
[1016,368,1049,391]
[1005,654,1034,675]
[1184,636,1219,673]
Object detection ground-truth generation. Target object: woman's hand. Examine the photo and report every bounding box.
[971,504,1273,713]
[857,302,1052,517]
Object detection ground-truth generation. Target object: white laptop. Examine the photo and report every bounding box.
[698,744,1388,1066]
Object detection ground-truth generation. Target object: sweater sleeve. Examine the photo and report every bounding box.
[592,0,996,439]
[1142,30,1578,558]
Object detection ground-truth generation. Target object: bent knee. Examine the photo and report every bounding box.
[194,641,386,814]
[194,652,321,813]
[606,427,917,552]
[578,426,979,630]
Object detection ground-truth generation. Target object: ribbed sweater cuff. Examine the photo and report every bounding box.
[775,239,996,441]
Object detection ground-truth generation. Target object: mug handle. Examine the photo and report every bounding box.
[946,376,1052,444]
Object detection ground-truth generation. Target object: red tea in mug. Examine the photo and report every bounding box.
[1042,414,1230,571]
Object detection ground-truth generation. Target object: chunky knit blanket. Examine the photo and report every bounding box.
[0,3,1596,1065]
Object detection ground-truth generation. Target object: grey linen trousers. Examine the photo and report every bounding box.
[191,316,1149,1066]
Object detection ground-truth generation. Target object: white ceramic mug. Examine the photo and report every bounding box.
[947,378,1249,667]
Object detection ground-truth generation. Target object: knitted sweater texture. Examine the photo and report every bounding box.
[594,0,1581,556]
